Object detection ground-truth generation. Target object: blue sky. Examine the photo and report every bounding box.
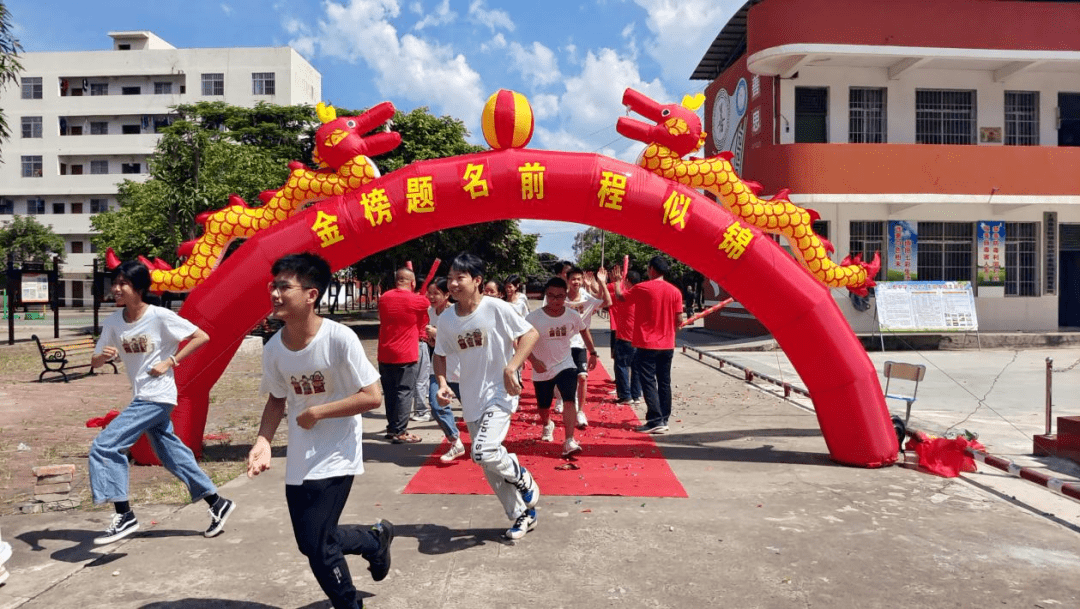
[9,0,742,259]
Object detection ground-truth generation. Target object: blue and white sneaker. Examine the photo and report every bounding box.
[505,508,537,540]
[513,466,540,508]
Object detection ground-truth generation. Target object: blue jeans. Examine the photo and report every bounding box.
[633,348,674,427]
[413,342,432,416]
[613,338,642,401]
[428,376,461,440]
[89,399,216,505]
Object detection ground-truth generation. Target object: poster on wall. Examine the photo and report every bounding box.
[21,273,49,304]
[711,77,748,174]
[977,221,1005,286]
[887,220,918,281]
[875,281,978,332]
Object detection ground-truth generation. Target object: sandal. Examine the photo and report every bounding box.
[391,433,422,444]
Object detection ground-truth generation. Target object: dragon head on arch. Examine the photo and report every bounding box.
[616,88,707,158]
[313,101,402,169]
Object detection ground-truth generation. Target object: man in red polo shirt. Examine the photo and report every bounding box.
[378,267,431,443]
[615,256,685,434]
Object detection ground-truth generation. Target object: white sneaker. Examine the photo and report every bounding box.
[553,399,563,414]
[505,508,537,540]
[576,410,588,429]
[0,565,8,586]
[562,438,582,458]
[410,412,433,422]
[440,438,466,462]
[540,420,555,442]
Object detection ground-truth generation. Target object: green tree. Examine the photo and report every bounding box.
[0,215,66,265]
[0,1,24,158]
[576,231,692,283]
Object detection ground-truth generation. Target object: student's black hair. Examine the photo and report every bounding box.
[430,276,449,294]
[449,252,485,280]
[271,252,332,300]
[504,274,522,287]
[111,261,153,302]
[626,270,642,285]
[543,277,568,294]
[566,265,584,278]
[648,255,670,276]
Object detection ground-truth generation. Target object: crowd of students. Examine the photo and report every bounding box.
[69,251,684,609]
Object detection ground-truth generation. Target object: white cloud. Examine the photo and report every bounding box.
[220,3,233,16]
[508,41,561,87]
[287,0,485,129]
[559,48,668,135]
[414,0,457,30]
[468,0,515,32]
[481,32,507,51]
[633,0,740,81]
[530,94,559,121]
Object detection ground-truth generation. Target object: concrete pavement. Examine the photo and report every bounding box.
[2,324,1080,608]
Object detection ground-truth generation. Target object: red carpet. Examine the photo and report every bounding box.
[403,361,687,498]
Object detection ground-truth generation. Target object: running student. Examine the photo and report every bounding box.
[249,253,393,609]
[424,277,466,462]
[433,253,542,540]
[526,277,597,457]
[503,274,529,318]
[563,265,611,428]
[89,261,235,545]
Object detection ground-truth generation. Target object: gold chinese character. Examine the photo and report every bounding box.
[598,171,627,210]
[718,221,754,260]
[406,176,435,213]
[360,189,393,227]
[311,210,344,248]
[462,163,489,199]
[519,162,546,200]
[662,191,691,229]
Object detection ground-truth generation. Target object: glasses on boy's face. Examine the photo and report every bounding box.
[267,281,311,294]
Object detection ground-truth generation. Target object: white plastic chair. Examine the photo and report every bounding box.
[883,361,926,425]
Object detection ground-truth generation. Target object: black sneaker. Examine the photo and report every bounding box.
[634,423,669,434]
[94,511,139,545]
[204,498,236,538]
[366,520,395,582]
[513,466,540,508]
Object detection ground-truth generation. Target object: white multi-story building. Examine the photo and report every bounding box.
[1,31,321,306]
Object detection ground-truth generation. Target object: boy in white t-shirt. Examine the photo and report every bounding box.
[247,253,392,609]
[526,277,597,458]
[433,253,541,541]
[89,261,235,545]
[563,266,611,428]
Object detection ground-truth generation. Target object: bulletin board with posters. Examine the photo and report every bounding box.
[20,273,50,304]
[875,281,979,333]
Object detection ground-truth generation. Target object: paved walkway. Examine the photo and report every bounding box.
[2,324,1080,608]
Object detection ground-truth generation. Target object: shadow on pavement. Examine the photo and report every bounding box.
[394,522,506,554]
[16,527,202,564]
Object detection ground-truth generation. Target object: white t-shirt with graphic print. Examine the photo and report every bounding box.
[260,318,380,486]
[566,291,602,349]
[94,305,198,405]
[525,307,586,382]
[434,297,533,422]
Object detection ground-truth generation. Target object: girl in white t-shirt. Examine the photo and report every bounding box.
[90,261,235,545]
[424,277,465,462]
[503,274,530,318]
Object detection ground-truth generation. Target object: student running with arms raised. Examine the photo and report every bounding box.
[526,277,597,457]
[433,253,542,540]
[247,253,394,609]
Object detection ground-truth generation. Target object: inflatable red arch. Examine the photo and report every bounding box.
[141,147,898,468]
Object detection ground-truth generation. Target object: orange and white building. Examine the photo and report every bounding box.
[691,0,1080,332]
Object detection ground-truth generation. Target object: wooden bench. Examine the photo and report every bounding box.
[31,334,118,383]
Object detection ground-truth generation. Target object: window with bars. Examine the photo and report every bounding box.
[916,89,976,145]
[202,73,224,96]
[154,82,173,94]
[90,199,109,213]
[1005,91,1039,146]
[795,87,828,143]
[27,199,45,214]
[0,199,13,214]
[121,86,141,95]
[90,160,109,174]
[849,87,886,143]
[917,222,973,281]
[1004,222,1039,296]
[22,116,42,138]
[90,121,109,135]
[121,163,142,174]
[90,83,108,96]
[252,72,276,95]
[52,203,65,214]
[849,221,886,281]
[21,155,42,178]
[21,77,42,99]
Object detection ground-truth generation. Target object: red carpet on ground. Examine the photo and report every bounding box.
[403,360,687,498]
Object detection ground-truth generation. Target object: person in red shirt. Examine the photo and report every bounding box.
[608,268,642,405]
[377,267,431,443]
[615,256,685,434]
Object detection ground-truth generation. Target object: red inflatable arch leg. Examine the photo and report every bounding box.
[132,148,897,468]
